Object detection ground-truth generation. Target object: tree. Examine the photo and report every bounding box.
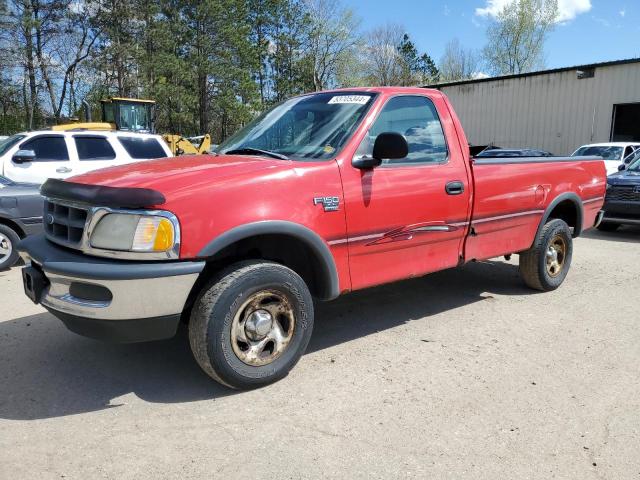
[482,0,558,75]
[362,27,438,86]
[268,0,315,101]
[362,23,404,86]
[439,38,481,82]
[305,0,360,91]
[397,33,439,85]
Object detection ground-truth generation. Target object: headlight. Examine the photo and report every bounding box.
[90,211,178,257]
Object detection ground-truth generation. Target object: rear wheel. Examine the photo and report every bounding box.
[0,225,20,271]
[189,261,314,389]
[597,221,619,232]
[519,219,573,291]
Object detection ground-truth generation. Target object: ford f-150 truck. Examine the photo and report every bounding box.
[18,87,606,389]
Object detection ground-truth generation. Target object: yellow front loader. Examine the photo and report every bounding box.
[53,97,212,156]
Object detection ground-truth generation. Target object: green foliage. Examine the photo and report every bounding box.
[483,0,558,75]
[0,0,441,141]
[397,33,439,85]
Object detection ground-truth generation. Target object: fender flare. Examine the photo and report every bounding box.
[197,220,340,300]
[0,213,26,237]
[535,192,584,240]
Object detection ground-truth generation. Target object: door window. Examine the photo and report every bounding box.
[19,136,69,162]
[118,137,167,159]
[355,95,448,165]
[74,136,116,161]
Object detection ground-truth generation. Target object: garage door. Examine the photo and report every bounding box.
[611,103,640,142]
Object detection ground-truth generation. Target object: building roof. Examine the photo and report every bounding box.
[425,57,640,89]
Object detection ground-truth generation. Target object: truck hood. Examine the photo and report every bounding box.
[607,170,640,186]
[69,154,295,203]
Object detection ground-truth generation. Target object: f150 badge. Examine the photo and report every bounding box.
[313,196,340,212]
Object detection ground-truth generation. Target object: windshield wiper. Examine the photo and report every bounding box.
[223,147,289,160]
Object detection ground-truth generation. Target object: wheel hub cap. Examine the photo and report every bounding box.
[0,233,11,261]
[230,290,296,366]
[244,310,273,341]
[545,235,566,278]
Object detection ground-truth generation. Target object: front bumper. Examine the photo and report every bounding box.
[18,235,205,343]
[602,199,640,225]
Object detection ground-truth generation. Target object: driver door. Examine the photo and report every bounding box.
[340,94,471,290]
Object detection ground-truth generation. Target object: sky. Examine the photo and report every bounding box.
[341,0,639,71]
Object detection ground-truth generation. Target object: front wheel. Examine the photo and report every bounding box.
[0,225,20,271]
[519,219,573,291]
[189,261,314,389]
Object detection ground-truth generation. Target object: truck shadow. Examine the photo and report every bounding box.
[0,260,534,420]
[581,225,640,244]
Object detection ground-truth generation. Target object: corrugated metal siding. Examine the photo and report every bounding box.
[439,62,640,155]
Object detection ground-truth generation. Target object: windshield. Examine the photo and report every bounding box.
[0,134,26,156]
[218,92,376,160]
[628,155,640,172]
[572,146,623,161]
[117,102,152,133]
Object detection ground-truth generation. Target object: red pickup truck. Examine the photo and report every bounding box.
[19,87,606,389]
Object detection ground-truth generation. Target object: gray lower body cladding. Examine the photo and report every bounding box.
[19,234,204,343]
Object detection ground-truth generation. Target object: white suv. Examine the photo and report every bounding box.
[571,142,640,175]
[0,130,173,184]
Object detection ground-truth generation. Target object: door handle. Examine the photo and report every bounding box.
[445,181,465,195]
[56,167,72,173]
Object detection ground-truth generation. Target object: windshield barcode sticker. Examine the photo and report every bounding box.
[328,95,370,105]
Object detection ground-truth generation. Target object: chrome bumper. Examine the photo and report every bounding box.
[39,269,200,320]
[18,235,205,341]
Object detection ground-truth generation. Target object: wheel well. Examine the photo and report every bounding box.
[547,199,580,235]
[0,217,25,238]
[192,233,332,302]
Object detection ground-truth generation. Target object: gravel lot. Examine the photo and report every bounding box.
[1,227,639,479]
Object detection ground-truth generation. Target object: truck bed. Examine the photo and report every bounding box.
[465,155,606,261]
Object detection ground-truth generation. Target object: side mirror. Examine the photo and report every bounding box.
[618,163,626,172]
[373,132,408,161]
[12,149,36,164]
[352,132,409,170]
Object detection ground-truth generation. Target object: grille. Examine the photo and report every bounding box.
[44,200,89,247]
[606,186,640,202]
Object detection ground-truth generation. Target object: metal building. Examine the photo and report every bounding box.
[429,58,640,155]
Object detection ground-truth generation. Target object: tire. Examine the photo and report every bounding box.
[189,261,314,389]
[0,225,20,271]
[597,221,619,232]
[519,219,573,291]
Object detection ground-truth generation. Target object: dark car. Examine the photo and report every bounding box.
[599,151,640,231]
[0,175,43,269]
[476,148,554,158]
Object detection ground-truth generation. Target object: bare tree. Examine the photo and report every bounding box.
[362,23,405,86]
[50,3,101,118]
[482,0,558,75]
[2,0,41,128]
[305,0,360,91]
[439,38,481,82]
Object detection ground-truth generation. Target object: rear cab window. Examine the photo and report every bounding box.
[74,136,117,161]
[118,137,167,159]
[19,136,69,162]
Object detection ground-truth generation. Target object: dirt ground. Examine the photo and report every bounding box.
[1,226,639,480]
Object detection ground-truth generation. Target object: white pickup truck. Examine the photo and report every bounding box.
[0,130,172,184]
